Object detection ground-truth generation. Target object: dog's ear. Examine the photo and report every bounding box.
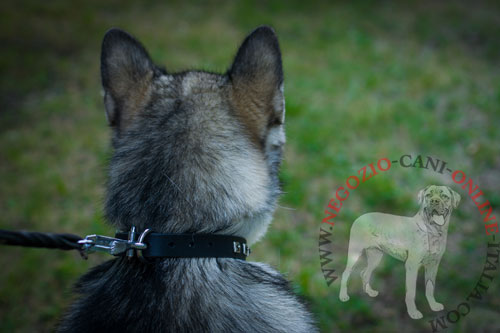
[417,185,430,205]
[447,187,461,209]
[101,28,155,131]
[228,26,284,143]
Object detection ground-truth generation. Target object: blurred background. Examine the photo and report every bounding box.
[1,1,499,332]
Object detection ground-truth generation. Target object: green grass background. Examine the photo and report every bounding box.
[1,1,499,332]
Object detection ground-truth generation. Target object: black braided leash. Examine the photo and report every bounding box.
[0,229,83,250]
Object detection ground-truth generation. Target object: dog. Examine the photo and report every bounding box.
[339,185,460,319]
[57,26,317,332]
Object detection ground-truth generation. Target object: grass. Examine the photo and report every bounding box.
[1,1,499,332]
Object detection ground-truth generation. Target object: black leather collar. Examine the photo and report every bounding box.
[115,231,250,260]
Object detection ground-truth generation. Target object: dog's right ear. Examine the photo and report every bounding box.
[101,28,155,132]
[417,185,430,205]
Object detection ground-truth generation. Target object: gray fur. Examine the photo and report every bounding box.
[58,26,317,332]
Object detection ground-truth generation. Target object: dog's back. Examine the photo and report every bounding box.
[60,258,313,332]
[58,27,316,332]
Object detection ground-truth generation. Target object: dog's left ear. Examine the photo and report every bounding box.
[101,28,156,132]
[228,26,284,142]
[447,187,461,209]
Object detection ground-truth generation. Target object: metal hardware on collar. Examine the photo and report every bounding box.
[136,228,152,262]
[233,241,251,256]
[127,226,137,258]
[243,243,251,256]
[78,227,149,257]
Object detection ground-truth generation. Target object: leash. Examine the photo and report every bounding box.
[0,229,83,250]
[0,227,250,261]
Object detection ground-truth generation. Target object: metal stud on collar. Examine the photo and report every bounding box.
[233,241,251,256]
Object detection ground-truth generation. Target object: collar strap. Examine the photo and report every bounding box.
[115,231,250,260]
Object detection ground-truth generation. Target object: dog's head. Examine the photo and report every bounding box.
[418,185,460,226]
[100,27,284,244]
